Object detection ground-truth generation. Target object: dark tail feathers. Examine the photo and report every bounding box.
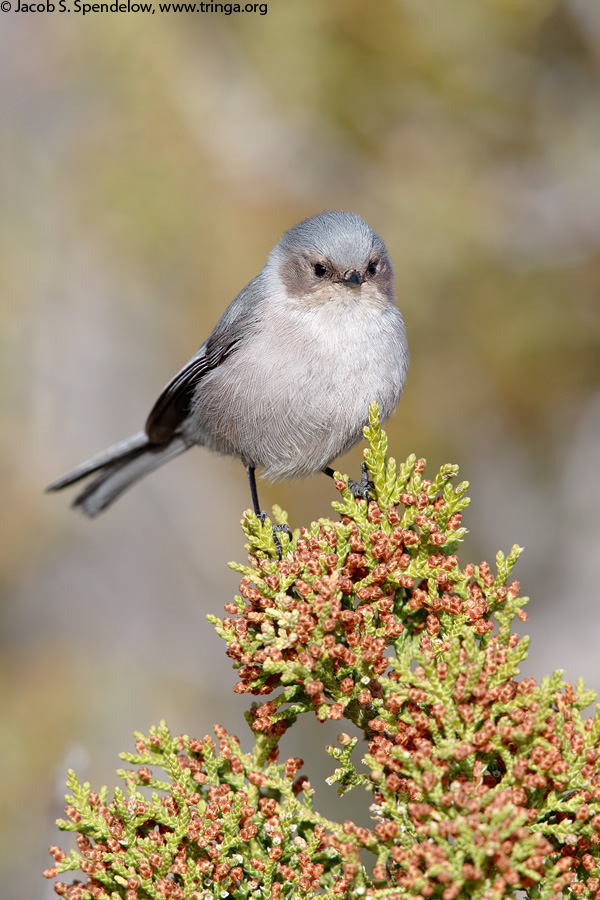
[46,431,189,517]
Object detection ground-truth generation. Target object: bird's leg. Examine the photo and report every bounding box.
[246,465,292,559]
[247,464,263,519]
[323,461,374,504]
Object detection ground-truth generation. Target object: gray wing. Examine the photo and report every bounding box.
[145,274,264,443]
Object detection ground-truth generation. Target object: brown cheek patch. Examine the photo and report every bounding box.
[279,257,313,300]
[376,260,394,295]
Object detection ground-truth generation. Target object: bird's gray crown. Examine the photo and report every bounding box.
[272,211,386,271]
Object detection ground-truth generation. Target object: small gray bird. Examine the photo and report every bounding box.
[47,211,409,520]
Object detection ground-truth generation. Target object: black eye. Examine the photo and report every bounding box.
[313,263,327,277]
[367,260,378,276]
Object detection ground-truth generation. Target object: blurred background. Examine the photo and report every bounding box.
[2,1,600,895]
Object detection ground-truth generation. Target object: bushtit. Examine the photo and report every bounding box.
[47,211,409,522]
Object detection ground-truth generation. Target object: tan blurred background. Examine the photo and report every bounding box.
[2,1,600,895]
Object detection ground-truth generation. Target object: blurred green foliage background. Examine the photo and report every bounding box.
[2,2,600,896]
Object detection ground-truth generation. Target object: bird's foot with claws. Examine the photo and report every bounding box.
[347,461,375,505]
[259,511,292,559]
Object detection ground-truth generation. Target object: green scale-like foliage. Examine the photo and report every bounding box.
[46,405,600,900]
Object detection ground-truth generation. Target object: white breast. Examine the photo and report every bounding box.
[187,283,408,478]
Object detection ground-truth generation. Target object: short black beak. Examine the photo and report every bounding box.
[344,269,363,286]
